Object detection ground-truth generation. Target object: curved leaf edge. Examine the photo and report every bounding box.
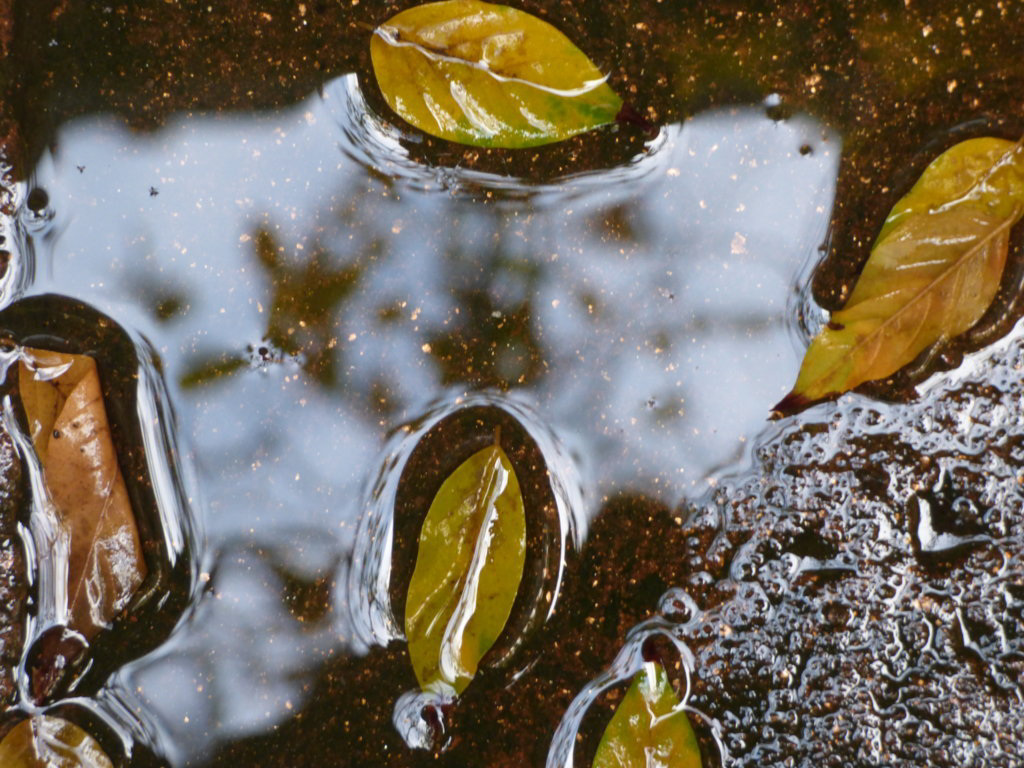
[591,660,702,768]
[369,0,627,148]
[774,137,1024,417]
[404,431,527,695]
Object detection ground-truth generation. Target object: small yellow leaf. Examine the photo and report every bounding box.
[370,0,623,148]
[777,137,1024,413]
[0,716,114,768]
[404,438,526,694]
[19,348,147,638]
[593,661,702,768]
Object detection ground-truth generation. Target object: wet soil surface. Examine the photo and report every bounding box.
[1,1,1024,767]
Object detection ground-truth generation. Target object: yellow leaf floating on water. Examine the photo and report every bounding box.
[405,436,526,694]
[19,348,147,638]
[592,660,702,768]
[370,0,623,148]
[775,137,1024,414]
[876,137,1024,244]
[0,716,114,768]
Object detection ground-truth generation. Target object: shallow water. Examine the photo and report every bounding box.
[16,77,835,762]
[4,1,1024,766]
[25,77,836,520]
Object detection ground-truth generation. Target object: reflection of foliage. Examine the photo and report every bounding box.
[179,354,246,390]
[179,227,360,389]
[127,277,190,324]
[430,291,543,390]
[272,558,337,628]
[137,532,343,763]
[152,292,188,322]
[424,242,547,391]
[255,228,360,387]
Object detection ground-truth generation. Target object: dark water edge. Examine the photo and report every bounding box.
[1,1,1024,767]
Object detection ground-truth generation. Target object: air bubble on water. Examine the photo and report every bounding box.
[659,586,698,625]
[763,93,790,122]
[688,570,714,588]
[392,689,453,752]
[22,184,55,235]
[26,187,49,214]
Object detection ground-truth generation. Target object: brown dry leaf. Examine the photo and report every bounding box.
[19,348,146,638]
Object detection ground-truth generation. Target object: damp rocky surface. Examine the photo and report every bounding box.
[679,363,1024,767]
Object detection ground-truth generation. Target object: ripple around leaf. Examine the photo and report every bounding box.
[0,295,200,703]
[346,390,584,661]
[327,73,670,201]
[547,621,723,768]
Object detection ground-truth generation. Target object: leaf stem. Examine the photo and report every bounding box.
[615,102,657,139]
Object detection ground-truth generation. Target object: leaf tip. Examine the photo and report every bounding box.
[770,390,812,418]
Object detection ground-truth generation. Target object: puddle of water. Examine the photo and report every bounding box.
[5,4,1024,765]
[8,71,838,763]
[26,73,837,527]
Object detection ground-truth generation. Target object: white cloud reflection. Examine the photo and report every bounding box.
[28,74,839,760]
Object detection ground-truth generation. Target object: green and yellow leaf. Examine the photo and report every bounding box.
[405,437,526,694]
[370,0,623,148]
[593,661,702,768]
[0,717,114,768]
[876,137,1024,244]
[776,137,1024,413]
[19,348,147,638]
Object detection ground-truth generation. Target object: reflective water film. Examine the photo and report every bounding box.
[4,3,1024,766]
[29,76,837,525]
[12,74,838,763]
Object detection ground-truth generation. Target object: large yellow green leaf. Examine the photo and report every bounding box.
[18,348,147,638]
[876,137,1024,244]
[0,717,114,768]
[370,0,623,148]
[404,438,526,694]
[776,138,1024,413]
[593,661,702,768]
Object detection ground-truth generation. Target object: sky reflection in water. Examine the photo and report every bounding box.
[27,74,838,760]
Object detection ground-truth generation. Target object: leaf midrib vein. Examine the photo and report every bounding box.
[814,207,1020,393]
[376,26,606,98]
[935,137,1024,216]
